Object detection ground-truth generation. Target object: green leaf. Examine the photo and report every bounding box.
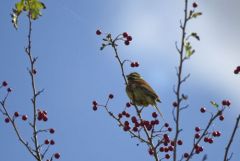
[191,32,200,41]
[210,101,219,108]
[15,0,25,15]
[29,0,46,20]
[185,42,194,58]
[11,0,46,29]
[192,12,202,18]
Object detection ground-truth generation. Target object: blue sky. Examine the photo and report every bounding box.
[0,0,240,161]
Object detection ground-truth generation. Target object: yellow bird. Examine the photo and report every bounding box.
[126,72,163,117]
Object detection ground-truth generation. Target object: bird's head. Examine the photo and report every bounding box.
[126,72,141,81]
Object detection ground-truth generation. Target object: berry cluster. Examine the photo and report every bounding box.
[96,30,134,51]
[1,81,12,93]
[92,94,177,159]
[37,109,48,121]
[122,32,133,46]
[0,80,60,161]
[130,62,139,68]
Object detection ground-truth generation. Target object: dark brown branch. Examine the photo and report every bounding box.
[0,94,37,160]
[223,114,240,161]
[173,0,189,160]
[25,8,42,160]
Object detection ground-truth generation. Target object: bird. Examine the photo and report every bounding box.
[125,72,163,117]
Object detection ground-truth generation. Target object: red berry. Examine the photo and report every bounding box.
[126,102,131,107]
[5,118,10,123]
[192,2,198,8]
[148,148,154,155]
[50,140,55,145]
[152,112,158,118]
[43,115,48,122]
[32,69,37,75]
[125,113,130,118]
[234,69,239,74]
[45,139,50,145]
[237,66,240,71]
[165,154,170,159]
[172,102,178,107]
[184,153,189,158]
[164,147,169,152]
[92,101,97,106]
[216,131,221,137]
[109,94,114,99]
[133,126,138,132]
[204,137,209,142]
[134,62,139,67]
[134,122,139,127]
[222,100,230,106]
[49,128,55,134]
[96,30,101,35]
[131,116,137,123]
[208,138,213,144]
[7,88,12,92]
[130,62,135,67]
[123,126,130,131]
[155,120,159,125]
[2,81,8,87]
[118,113,122,118]
[198,146,203,152]
[124,40,130,45]
[124,121,129,126]
[164,123,169,127]
[219,115,224,121]
[160,147,164,152]
[200,107,206,113]
[146,124,152,131]
[14,112,19,117]
[123,32,128,38]
[127,36,132,41]
[93,106,97,111]
[163,134,169,142]
[168,146,174,151]
[151,120,155,125]
[122,111,127,115]
[177,140,183,145]
[54,153,60,159]
[168,127,172,132]
[195,127,200,132]
[195,133,200,139]
[22,115,28,121]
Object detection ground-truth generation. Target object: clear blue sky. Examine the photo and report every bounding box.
[0,0,240,161]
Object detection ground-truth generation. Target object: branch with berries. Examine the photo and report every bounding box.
[172,1,202,160]
[0,1,60,161]
[94,31,179,161]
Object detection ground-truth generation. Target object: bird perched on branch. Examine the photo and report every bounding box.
[126,72,163,117]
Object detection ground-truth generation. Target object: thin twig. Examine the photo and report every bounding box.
[223,114,240,161]
[173,0,189,160]
[186,110,223,161]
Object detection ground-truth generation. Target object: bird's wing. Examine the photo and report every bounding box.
[135,79,160,101]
